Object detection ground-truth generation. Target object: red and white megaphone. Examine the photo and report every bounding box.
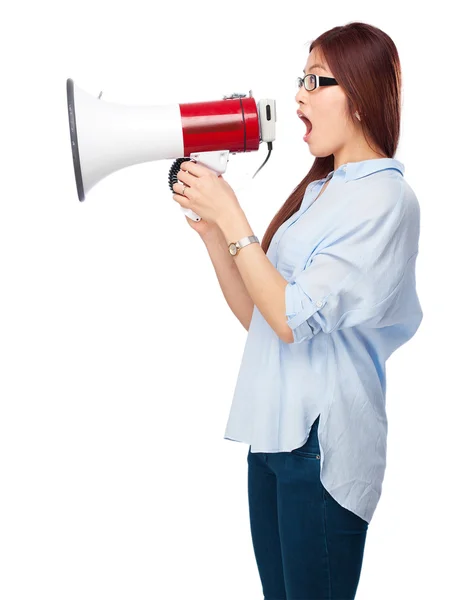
[66,79,277,221]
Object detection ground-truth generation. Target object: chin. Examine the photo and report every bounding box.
[307,143,323,156]
[309,143,334,158]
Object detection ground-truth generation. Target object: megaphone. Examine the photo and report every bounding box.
[66,79,277,221]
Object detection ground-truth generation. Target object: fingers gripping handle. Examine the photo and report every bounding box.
[168,151,230,222]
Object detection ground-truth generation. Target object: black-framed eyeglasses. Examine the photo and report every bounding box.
[296,74,338,92]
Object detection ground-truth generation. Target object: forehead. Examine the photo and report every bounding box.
[303,49,329,73]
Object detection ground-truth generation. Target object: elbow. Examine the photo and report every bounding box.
[282,289,295,343]
[280,325,294,344]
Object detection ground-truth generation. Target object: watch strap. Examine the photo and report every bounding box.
[228,235,259,256]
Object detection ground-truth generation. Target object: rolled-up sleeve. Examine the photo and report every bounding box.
[285,280,325,342]
[285,180,421,343]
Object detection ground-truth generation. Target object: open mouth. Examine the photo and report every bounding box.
[300,116,313,139]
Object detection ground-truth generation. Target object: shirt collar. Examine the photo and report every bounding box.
[325,157,405,183]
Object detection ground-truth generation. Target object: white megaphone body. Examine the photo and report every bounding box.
[66,79,277,221]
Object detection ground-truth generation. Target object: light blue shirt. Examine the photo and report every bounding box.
[224,157,423,523]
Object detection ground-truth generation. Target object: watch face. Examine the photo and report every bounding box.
[228,243,238,256]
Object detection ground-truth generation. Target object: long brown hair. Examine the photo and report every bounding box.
[260,21,402,254]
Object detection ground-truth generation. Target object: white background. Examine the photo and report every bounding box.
[0,1,468,598]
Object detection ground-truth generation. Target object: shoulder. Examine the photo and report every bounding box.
[347,171,418,222]
[400,177,421,221]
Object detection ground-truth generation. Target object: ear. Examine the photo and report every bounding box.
[354,110,361,121]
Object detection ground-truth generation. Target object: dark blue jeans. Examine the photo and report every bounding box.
[247,415,368,600]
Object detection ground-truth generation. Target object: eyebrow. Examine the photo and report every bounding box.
[303,64,327,73]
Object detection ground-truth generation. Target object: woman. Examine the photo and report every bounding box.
[172,21,423,600]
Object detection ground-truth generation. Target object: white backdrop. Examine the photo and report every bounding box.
[1,1,468,598]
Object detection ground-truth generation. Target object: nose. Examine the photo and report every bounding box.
[295,83,307,106]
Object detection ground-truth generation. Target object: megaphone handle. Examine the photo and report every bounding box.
[180,206,202,222]
[178,150,230,222]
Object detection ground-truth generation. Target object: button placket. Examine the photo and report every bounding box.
[299,172,335,214]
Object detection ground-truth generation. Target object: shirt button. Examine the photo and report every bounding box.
[316,300,324,308]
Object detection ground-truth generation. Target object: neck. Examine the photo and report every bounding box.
[333,141,387,171]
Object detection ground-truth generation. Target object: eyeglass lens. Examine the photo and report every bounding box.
[297,75,316,91]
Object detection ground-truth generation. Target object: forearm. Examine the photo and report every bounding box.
[203,229,255,331]
[216,208,290,342]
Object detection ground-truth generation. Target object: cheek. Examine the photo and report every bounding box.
[319,89,347,118]
[313,99,346,132]
[311,95,334,123]
[310,105,332,133]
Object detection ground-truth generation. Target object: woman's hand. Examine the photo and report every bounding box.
[172,160,241,226]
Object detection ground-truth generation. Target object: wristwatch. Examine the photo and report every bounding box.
[228,235,259,256]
